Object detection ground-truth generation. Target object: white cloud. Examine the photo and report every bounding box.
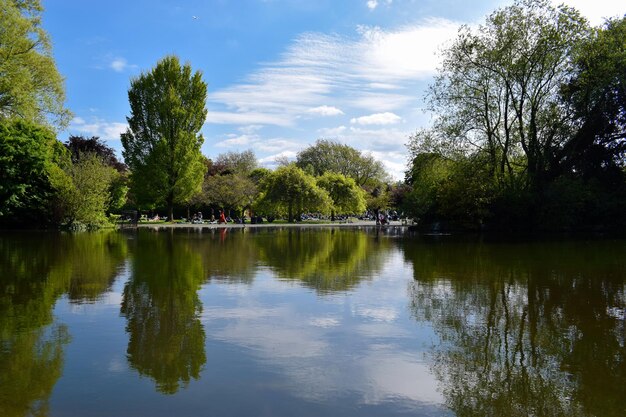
[109,57,136,73]
[368,0,393,10]
[351,112,401,125]
[307,105,345,116]
[69,117,127,141]
[258,150,298,167]
[557,0,625,25]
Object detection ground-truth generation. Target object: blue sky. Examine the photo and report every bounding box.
[44,0,624,179]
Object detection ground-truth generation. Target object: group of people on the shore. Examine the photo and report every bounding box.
[191,210,228,224]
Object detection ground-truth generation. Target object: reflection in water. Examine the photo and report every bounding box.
[403,238,626,417]
[2,229,626,416]
[0,232,125,416]
[256,228,389,293]
[121,230,207,394]
[63,232,128,303]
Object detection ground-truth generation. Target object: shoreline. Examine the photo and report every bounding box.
[133,219,408,230]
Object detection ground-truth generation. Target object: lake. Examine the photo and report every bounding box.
[1,227,625,416]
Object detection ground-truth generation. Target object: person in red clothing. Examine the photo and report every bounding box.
[218,209,226,224]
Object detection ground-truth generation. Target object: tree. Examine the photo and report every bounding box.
[424,0,589,191]
[255,165,331,222]
[0,119,68,227]
[558,16,626,178]
[201,173,257,217]
[121,55,207,220]
[65,135,128,213]
[0,0,70,129]
[55,154,118,229]
[214,150,257,175]
[296,139,388,186]
[316,172,366,220]
[65,135,126,172]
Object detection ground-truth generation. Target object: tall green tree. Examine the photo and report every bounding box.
[316,172,366,220]
[121,55,207,220]
[422,0,589,191]
[559,16,626,178]
[55,154,119,229]
[0,0,70,129]
[296,139,388,186]
[255,165,331,222]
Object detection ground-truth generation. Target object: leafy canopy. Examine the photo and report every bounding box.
[0,119,68,226]
[121,55,207,218]
[316,172,366,217]
[0,0,70,129]
[255,164,331,222]
[296,139,388,186]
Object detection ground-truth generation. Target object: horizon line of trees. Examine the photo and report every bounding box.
[1,0,624,232]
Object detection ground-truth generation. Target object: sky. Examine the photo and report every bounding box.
[43,0,625,180]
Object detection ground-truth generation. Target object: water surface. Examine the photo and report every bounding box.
[1,228,625,416]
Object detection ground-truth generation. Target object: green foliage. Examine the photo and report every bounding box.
[405,152,495,230]
[559,16,626,176]
[0,119,67,226]
[316,172,366,219]
[0,0,70,129]
[55,153,119,229]
[200,173,257,215]
[296,139,388,186]
[65,135,126,172]
[405,1,626,232]
[255,164,331,222]
[248,167,272,184]
[121,55,207,220]
[426,0,589,190]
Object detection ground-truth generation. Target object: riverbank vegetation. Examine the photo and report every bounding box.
[0,0,624,232]
[403,0,626,232]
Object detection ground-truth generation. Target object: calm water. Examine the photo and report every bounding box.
[1,228,625,417]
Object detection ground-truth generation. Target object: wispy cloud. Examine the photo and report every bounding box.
[205,19,459,127]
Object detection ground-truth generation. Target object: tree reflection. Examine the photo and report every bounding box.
[196,228,258,284]
[0,234,71,417]
[256,228,389,293]
[403,238,626,417]
[121,230,206,394]
[60,232,128,303]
